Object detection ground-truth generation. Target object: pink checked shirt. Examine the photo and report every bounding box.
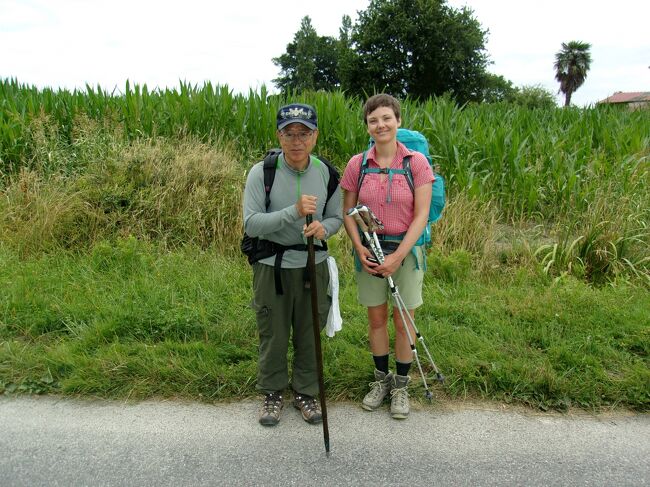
[341,141,434,235]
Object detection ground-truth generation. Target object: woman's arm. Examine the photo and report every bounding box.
[343,189,379,275]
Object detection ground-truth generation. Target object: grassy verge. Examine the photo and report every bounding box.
[0,94,647,411]
[1,240,647,411]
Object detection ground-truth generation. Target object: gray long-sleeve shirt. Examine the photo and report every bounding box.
[243,153,343,268]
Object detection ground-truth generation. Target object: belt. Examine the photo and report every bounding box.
[376,233,404,242]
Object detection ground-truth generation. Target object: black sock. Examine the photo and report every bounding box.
[396,361,411,377]
[373,354,389,374]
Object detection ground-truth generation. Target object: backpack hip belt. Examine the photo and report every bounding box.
[249,238,328,295]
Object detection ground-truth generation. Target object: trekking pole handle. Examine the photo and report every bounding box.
[357,208,373,227]
[356,205,384,233]
[348,210,369,233]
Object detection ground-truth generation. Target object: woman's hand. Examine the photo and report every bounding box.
[373,252,403,278]
[357,246,380,275]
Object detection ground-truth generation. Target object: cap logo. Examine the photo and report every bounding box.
[280,107,313,120]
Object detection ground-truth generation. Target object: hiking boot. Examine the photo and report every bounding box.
[293,392,322,424]
[362,369,393,411]
[258,392,283,426]
[390,374,411,419]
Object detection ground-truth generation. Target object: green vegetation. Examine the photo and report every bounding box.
[0,79,648,410]
[507,84,558,110]
[274,0,491,103]
[3,79,648,218]
[1,242,647,410]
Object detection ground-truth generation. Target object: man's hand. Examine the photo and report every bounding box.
[303,220,327,240]
[296,195,317,216]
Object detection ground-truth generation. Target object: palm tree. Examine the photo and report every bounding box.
[554,41,592,107]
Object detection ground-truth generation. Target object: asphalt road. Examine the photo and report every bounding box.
[1,396,648,486]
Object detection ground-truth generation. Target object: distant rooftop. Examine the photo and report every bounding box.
[599,92,650,104]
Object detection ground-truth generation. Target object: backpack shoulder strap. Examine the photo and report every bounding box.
[357,151,415,194]
[262,149,281,211]
[314,154,340,208]
[401,154,415,196]
[356,151,370,194]
[314,155,339,214]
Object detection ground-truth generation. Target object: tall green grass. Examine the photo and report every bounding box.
[1,87,648,284]
[1,242,647,409]
[1,123,244,255]
[2,78,648,220]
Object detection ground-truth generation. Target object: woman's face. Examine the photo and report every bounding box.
[366,106,401,144]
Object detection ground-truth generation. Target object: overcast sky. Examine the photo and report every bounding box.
[1,0,648,106]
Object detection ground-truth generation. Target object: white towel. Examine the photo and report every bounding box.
[325,256,342,337]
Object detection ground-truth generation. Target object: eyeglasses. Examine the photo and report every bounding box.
[279,131,313,142]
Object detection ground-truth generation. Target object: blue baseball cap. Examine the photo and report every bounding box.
[276,103,318,131]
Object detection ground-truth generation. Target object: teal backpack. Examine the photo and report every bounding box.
[357,128,446,247]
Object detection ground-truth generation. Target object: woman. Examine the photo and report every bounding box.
[340,94,433,419]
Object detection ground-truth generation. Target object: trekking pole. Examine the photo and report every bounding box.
[305,214,330,456]
[357,207,445,387]
[348,206,444,401]
[350,206,435,399]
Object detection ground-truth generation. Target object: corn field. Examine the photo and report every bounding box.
[2,78,648,217]
[1,78,648,284]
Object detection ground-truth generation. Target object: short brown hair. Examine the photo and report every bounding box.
[363,94,401,125]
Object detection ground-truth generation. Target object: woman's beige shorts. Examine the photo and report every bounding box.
[355,246,425,309]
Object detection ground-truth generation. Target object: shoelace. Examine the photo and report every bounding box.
[296,396,319,412]
[391,387,408,407]
[263,395,282,413]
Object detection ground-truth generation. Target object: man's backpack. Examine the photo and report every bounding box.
[356,128,445,246]
[240,149,340,266]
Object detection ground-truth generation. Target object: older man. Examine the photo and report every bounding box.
[242,103,342,426]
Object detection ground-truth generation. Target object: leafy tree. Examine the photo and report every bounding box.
[479,74,516,103]
[272,1,497,103]
[345,0,490,103]
[554,41,592,107]
[272,16,340,93]
[336,15,361,95]
[509,85,557,110]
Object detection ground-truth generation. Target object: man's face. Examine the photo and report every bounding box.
[277,122,318,168]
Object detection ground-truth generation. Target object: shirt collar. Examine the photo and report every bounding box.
[365,141,410,166]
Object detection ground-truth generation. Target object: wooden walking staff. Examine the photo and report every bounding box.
[305,214,330,455]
